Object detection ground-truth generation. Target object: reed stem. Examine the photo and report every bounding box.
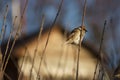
[2,0,28,78]
[37,0,63,79]
[29,15,45,80]
[76,0,87,80]
[93,20,107,80]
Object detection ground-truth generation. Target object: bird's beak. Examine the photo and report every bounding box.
[83,28,87,32]
[80,26,88,32]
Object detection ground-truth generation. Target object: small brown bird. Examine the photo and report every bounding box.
[65,26,87,45]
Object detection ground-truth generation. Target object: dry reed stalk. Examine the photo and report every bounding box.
[37,0,63,79]
[93,20,107,80]
[0,4,8,46]
[0,17,17,80]
[18,47,28,80]
[17,16,36,79]
[0,25,7,45]
[81,0,87,27]
[1,16,17,70]
[6,21,22,74]
[98,21,107,80]
[76,38,81,80]
[0,4,9,79]
[2,0,28,78]
[39,57,52,80]
[18,45,33,79]
[2,24,22,75]
[76,0,87,80]
[1,4,8,33]
[72,46,77,79]
[101,71,104,80]
[108,18,117,78]
[97,63,103,79]
[0,24,7,67]
[29,15,45,80]
[0,5,8,66]
[4,72,12,80]
[1,17,21,75]
[0,26,12,80]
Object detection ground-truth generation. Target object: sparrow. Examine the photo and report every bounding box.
[65,26,87,45]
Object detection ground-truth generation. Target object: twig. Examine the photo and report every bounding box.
[1,16,17,71]
[2,4,8,29]
[0,4,8,45]
[81,0,87,27]
[76,0,87,80]
[101,71,104,80]
[2,23,21,76]
[92,20,107,80]
[18,47,28,80]
[11,16,18,32]
[72,46,77,79]
[97,63,102,79]
[0,5,8,79]
[76,36,81,80]
[1,17,20,77]
[29,15,45,80]
[4,72,12,80]
[2,0,28,78]
[1,25,7,45]
[109,18,118,78]
[37,0,63,79]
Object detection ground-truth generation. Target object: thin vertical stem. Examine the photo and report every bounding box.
[101,71,104,80]
[76,0,87,80]
[2,4,8,28]
[98,21,107,79]
[108,18,117,78]
[2,0,28,77]
[18,47,28,80]
[1,16,17,70]
[29,15,45,80]
[73,48,77,79]
[4,72,12,80]
[97,63,102,79]
[81,0,87,27]
[0,5,9,79]
[2,23,22,75]
[37,0,63,79]
[93,59,99,80]
[1,25,7,45]
[0,5,8,45]
[76,30,82,80]
[93,20,107,80]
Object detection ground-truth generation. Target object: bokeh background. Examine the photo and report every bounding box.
[0,0,120,79]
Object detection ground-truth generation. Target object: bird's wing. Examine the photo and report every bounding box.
[67,32,75,40]
[67,28,78,40]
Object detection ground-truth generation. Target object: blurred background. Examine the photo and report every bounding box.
[0,0,120,80]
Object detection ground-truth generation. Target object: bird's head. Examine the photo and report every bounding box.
[80,26,87,32]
